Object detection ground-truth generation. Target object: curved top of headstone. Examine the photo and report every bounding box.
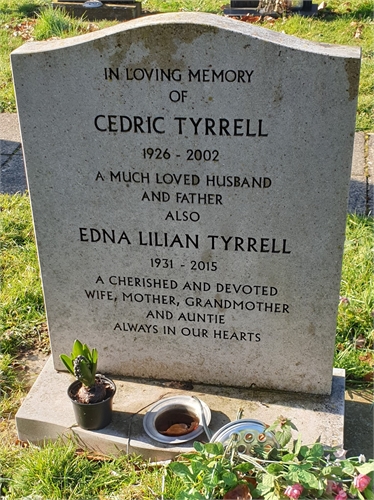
[13,12,360,60]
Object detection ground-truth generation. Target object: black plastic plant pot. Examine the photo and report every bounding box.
[67,376,116,430]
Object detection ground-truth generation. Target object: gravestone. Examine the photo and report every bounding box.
[11,13,360,395]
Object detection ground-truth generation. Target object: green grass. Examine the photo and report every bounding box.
[0,0,373,128]
[0,194,45,346]
[0,194,46,417]
[0,437,182,499]
[32,6,81,39]
[335,215,374,379]
[0,353,24,416]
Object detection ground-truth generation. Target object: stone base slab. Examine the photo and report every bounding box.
[52,2,141,21]
[16,357,345,460]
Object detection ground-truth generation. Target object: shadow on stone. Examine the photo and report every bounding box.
[348,178,372,216]
[0,139,26,194]
[344,388,373,459]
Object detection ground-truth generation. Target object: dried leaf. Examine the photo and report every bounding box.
[9,20,36,41]
[14,439,30,448]
[245,477,257,488]
[358,352,373,362]
[354,25,363,38]
[86,23,99,32]
[75,449,111,461]
[241,14,262,23]
[224,484,251,499]
[264,15,276,24]
[318,1,327,10]
[159,420,199,436]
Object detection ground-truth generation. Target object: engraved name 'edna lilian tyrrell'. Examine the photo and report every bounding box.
[11,13,360,394]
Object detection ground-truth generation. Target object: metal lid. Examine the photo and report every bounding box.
[82,1,103,7]
[210,419,278,457]
[143,395,211,445]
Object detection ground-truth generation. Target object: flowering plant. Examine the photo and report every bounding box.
[60,339,98,388]
[60,339,107,404]
[168,416,374,500]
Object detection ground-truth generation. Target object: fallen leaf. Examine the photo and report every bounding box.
[354,25,363,38]
[358,352,373,362]
[363,372,374,381]
[241,14,262,23]
[86,23,99,32]
[244,477,257,488]
[318,1,327,10]
[264,15,276,24]
[75,449,111,461]
[224,484,251,499]
[14,439,29,448]
[159,420,199,436]
[9,20,36,41]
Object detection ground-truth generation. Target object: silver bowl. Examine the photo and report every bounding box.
[143,395,211,444]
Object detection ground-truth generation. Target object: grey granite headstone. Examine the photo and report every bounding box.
[11,13,360,394]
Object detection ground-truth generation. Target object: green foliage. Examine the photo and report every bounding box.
[168,441,250,499]
[32,6,85,40]
[60,339,98,388]
[267,416,298,448]
[167,417,374,500]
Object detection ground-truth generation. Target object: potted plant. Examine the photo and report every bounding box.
[60,339,116,430]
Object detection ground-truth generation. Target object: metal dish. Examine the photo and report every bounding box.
[210,418,278,457]
[82,1,103,7]
[143,395,211,444]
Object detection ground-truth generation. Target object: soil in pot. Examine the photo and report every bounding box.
[68,375,115,404]
[68,376,116,430]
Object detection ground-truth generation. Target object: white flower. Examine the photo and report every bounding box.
[334,448,347,460]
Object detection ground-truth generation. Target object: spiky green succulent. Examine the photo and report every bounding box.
[60,339,98,388]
